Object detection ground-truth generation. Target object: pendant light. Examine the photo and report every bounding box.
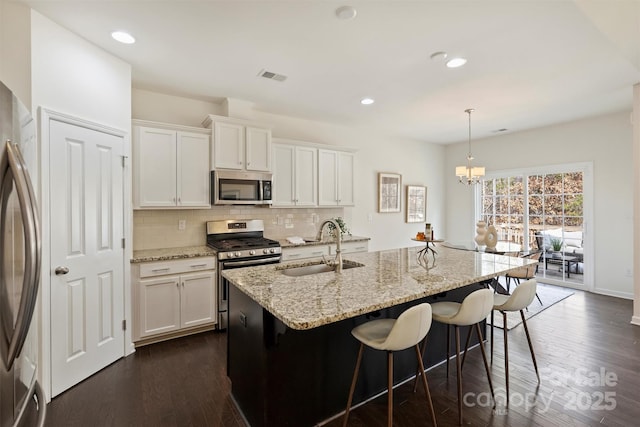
[455,108,485,185]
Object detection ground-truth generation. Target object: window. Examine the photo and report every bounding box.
[480,165,588,287]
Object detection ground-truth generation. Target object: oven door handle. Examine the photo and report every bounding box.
[222,256,281,268]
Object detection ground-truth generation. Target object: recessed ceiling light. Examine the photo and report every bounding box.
[360,98,375,105]
[446,57,467,68]
[111,31,135,44]
[336,6,357,20]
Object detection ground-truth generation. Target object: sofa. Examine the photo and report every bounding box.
[536,228,584,273]
[537,228,583,256]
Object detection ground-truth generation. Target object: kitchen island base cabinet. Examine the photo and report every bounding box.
[228,282,486,427]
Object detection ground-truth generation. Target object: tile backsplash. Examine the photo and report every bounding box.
[133,207,345,250]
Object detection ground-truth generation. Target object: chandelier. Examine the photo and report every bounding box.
[455,108,485,185]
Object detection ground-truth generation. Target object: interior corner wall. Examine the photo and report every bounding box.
[132,88,223,127]
[0,0,32,108]
[445,111,634,298]
[632,84,640,326]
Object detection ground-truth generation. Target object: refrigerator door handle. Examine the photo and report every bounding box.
[3,141,41,370]
[12,380,47,427]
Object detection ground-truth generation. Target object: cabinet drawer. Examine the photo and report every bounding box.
[282,245,329,261]
[139,257,216,278]
[329,241,368,255]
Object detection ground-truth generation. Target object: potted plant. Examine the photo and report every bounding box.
[550,238,563,254]
[327,217,351,238]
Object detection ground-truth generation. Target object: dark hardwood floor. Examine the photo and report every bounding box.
[45,288,640,427]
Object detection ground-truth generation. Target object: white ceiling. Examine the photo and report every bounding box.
[22,0,640,144]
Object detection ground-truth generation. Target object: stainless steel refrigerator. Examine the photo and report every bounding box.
[0,81,45,426]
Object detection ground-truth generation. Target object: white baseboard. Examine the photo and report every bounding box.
[631,316,640,326]
[592,288,634,300]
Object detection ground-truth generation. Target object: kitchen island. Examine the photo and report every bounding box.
[222,245,534,427]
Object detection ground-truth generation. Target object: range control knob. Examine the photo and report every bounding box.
[249,250,255,255]
[269,248,275,254]
[263,249,269,254]
[235,252,241,257]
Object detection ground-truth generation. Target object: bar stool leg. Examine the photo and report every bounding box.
[343,343,364,427]
[520,310,540,381]
[387,351,393,427]
[446,324,451,378]
[461,326,473,369]
[455,325,463,425]
[414,344,438,427]
[503,311,509,403]
[413,337,428,393]
[474,323,496,406]
[490,309,495,365]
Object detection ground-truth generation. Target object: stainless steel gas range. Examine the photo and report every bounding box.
[206,219,281,330]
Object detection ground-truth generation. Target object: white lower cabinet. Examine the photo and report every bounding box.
[329,241,369,255]
[134,257,216,342]
[282,245,330,262]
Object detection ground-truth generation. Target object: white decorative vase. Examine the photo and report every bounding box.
[474,221,487,249]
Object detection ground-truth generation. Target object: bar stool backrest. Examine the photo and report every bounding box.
[496,279,537,311]
[447,288,494,326]
[382,303,432,351]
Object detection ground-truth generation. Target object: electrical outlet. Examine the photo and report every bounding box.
[178,219,186,230]
[368,213,373,223]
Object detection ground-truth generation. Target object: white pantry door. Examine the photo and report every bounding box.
[49,119,125,397]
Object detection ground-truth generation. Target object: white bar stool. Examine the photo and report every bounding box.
[430,288,495,425]
[343,303,437,427]
[491,278,540,402]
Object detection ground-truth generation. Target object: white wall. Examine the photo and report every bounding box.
[132,91,446,252]
[446,111,634,298]
[0,0,31,106]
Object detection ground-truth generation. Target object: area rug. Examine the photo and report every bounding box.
[487,282,574,330]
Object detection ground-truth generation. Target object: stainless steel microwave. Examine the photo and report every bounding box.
[211,170,273,205]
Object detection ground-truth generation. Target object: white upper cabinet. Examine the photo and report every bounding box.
[318,149,354,206]
[133,122,210,209]
[272,143,317,207]
[209,118,271,172]
[212,122,244,170]
[245,126,272,172]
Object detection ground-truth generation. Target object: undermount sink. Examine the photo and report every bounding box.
[279,260,364,277]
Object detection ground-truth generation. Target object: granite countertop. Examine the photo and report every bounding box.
[131,245,216,263]
[222,244,536,330]
[278,235,370,249]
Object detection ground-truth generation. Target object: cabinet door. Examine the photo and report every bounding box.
[213,122,244,169]
[295,146,317,206]
[337,151,354,206]
[272,144,295,206]
[177,131,210,207]
[318,149,338,206]
[245,126,271,171]
[180,271,216,328]
[139,275,181,338]
[135,127,177,207]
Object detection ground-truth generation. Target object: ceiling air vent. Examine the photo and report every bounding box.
[258,69,287,82]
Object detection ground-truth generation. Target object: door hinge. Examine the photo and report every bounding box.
[122,238,125,249]
[122,319,127,331]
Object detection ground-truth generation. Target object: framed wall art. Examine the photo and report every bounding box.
[378,172,401,213]
[406,185,426,223]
